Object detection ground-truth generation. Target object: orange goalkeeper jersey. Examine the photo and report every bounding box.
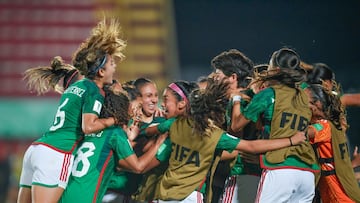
[310,119,355,203]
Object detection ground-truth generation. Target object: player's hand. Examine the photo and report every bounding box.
[124,122,140,141]
[290,131,306,145]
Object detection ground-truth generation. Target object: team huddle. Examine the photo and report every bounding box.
[17,18,360,203]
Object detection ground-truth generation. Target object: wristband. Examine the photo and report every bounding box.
[232,95,242,104]
[289,137,293,146]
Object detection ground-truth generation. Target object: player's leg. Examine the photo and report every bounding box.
[32,186,64,203]
[17,145,34,203]
[17,187,31,203]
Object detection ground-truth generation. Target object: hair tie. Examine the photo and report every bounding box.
[168,83,189,103]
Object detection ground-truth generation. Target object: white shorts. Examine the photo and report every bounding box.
[158,191,203,203]
[19,144,74,189]
[255,169,315,203]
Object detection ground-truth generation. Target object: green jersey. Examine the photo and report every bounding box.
[226,96,262,176]
[107,116,167,195]
[34,78,104,153]
[60,126,134,203]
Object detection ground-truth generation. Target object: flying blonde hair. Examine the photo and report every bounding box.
[23,56,77,95]
[72,18,127,76]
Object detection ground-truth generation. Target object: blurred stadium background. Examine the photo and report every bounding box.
[0,0,359,202]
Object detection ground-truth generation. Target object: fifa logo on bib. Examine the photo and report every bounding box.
[172,143,200,167]
[279,112,309,131]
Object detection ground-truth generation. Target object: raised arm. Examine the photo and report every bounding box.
[341,93,360,107]
[231,96,251,132]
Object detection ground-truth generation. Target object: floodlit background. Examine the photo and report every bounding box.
[1,0,359,202]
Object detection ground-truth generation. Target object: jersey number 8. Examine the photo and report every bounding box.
[72,142,96,177]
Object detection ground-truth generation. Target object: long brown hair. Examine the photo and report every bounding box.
[189,79,229,137]
[307,84,344,130]
[101,87,130,126]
